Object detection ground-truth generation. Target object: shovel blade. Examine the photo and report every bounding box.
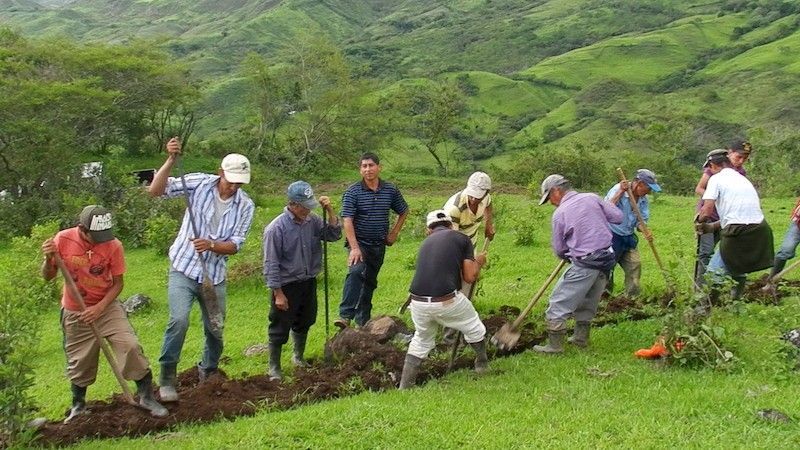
[491,324,521,351]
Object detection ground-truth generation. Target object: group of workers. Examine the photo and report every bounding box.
[40,137,799,419]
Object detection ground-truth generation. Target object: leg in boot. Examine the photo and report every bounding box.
[469,339,489,375]
[64,384,87,424]
[730,277,746,300]
[158,364,178,402]
[268,343,283,381]
[398,354,423,390]
[291,331,310,368]
[534,320,567,354]
[136,370,168,417]
[568,321,591,348]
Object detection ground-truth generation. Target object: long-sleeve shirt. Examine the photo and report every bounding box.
[604,183,649,237]
[162,173,255,284]
[551,191,623,260]
[262,207,342,289]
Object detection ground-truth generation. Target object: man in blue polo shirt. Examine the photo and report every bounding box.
[335,153,409,328]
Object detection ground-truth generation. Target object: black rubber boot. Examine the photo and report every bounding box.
[469,339,489,374]
[568,321,591,348]
[730,278,746,300]
[64,384,87,423]
[769,258,787,280]
[398,354,423,390]
[268,343,283,381]
[136,370,169,417]
[158,364,178,402]
[291,331,309,368]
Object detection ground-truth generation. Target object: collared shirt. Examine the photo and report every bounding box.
[341,179,408,246]
[702,168,763,228]
[163,173,255,284]
[444,190,491,246]
[262,207,342,289]
[551,191,623,260]
[604,183,649,237]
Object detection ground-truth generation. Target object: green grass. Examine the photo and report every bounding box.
[19,191,800,447]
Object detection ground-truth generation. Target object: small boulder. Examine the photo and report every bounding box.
[782,328,800,348]
[122,294,151,314]
[362,315,410,343]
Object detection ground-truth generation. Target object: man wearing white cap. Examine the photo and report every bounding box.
[603,169,661,297]
[148,137,255,401]
[399,210,488,389]
[444,171,495,246]
[262,181,341,380]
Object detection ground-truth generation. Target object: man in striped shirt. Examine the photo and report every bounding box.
[335,153,409,328]
[148,137,255,401]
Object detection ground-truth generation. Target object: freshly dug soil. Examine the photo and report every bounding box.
[34,309,548,447]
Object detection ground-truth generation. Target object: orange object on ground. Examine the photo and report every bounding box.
[634,338,669,359]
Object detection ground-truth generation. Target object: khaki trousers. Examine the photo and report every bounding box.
[61,301,151,387]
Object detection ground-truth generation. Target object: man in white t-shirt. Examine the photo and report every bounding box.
[696,149,773,305]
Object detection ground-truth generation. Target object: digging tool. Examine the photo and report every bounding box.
[763,258,800,293]
[446,237,491,373]
[53,254,137,407]
[176,151,222,332]
[615,168,675,296]
[492,259,567,351]
[322,208,335,363]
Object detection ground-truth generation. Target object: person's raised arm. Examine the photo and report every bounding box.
[148,137,181,198]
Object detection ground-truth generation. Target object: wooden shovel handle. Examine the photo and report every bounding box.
[511,259,567,329]
[53,254,137,406]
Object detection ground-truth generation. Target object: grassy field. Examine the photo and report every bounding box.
[19,189,800,447]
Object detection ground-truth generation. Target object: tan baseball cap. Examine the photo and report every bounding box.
[221,153,251,184]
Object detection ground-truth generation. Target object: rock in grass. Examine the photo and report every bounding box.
[122,294,151,314]
[782,328,800,348]
[243,343,269,357]
[362,315,410,344]
[755,409,791,423]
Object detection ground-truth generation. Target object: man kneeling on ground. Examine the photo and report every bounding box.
[399,210,488,389]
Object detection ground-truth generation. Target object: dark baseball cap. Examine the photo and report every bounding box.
[728,139,752,155]
[78,205,114,243]
[287,181,319,209]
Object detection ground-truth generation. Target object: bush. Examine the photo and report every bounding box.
[0,223,60,446]
[144,213,180,256]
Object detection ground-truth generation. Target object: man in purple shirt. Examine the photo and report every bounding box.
[534,175,623,354]
[262,181,342,380]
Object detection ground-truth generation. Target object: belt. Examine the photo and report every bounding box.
[409,291,457,303]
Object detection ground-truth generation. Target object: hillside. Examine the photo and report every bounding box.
[2,0,800,194]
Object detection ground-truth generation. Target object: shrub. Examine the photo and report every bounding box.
[144,213,180,256]
[0,223,60,446]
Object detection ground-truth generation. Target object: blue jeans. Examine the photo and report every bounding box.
[775,222,800,261]
[339,244,386,326]
[159,270,227,372]
[707,249,746,295]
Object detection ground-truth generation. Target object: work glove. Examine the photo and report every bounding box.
[694,221,720,235]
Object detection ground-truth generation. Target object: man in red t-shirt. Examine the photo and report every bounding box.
[41,205,167,422]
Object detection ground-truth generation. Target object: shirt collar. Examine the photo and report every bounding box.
[284,206,311,224]
[360,179,385,192]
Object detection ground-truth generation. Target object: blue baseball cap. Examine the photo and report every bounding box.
[634,169,661,193]
[287,181,318,209]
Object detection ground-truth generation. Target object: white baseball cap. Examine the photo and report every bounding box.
[426,209,452,228]
[538,174,567,205]
[221,153,251,184]
[464,171,492,199]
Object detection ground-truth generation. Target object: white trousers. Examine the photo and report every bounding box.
[407,291,486,359]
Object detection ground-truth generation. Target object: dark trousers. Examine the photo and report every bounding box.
[268,278,317,345]
[694,228,721,287]
[339,244,386,326]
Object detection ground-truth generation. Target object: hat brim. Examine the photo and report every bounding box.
[89,229,114,243]
[538,190,550,206]
[224,171,250,184]
[464,186,487,199]
[646,182,661,193]
[299,198,319,210]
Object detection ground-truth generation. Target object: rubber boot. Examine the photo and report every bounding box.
[696,289,718,317]
[398,354,423,390]
[730,278,746,300]
[291,331,310,368]
[135,370,169,417]
[268,343,283,381]
[769,258,787,280]
[533,330,566,354]
[64,384,87,424]
[470,339,489,375]
[568,321,591,348]
[158,364,178,402]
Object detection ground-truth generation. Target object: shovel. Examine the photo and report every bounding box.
[492,259,567,351]
[53,254,138,407]
[616,168,675,298]
[176,151,222,332]
[446,237,491,373]
[762,258,800,295]
[322,207,335,363]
